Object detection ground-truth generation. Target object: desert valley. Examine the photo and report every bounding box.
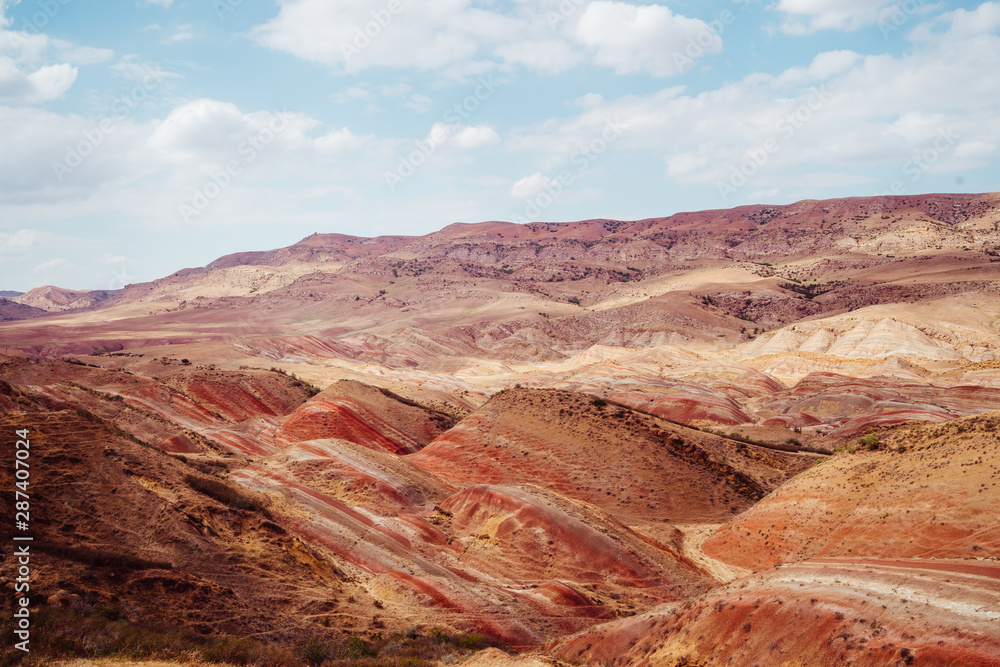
[3,191,1000,666]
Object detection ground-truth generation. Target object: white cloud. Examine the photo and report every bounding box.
[405,94,433,112]
[147,99,250,162]
[775,50,861,85]
[252,0,489,72]
[251,0,717,76]
[495,39,582,74]
[0,12,115,104]
[110,55,180,82]
[331,85,374,104]
[0,60,77,103]
[0,229,40,254]
[314,127,369,154]
[451,124,500,149]
[510,172,558,198]
[574,93,605,108]
[954,140,995,158]
[53,41,115,66]
[910,2,1000,41]
[510,5,1000,198]
[145,0,174,7]
[33,258,67,272]
[575,2,722,76]
[773,0,941,34]
[166,25,193,42]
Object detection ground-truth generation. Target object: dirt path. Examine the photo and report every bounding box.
[674,523,751,583]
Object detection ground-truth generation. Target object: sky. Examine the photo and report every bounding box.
[0,0,998,292]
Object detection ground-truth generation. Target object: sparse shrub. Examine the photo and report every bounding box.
[454,633,489,650]
[301,637,330,666]
[36,543,172,571]
[786,438,801,446]
[857,434,880,451]
[591,398,607,407]
[183,474,267,513]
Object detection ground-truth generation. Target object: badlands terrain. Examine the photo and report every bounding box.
[2,192,1000,666]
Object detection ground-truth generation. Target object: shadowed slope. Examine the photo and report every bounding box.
[409,388,819,523]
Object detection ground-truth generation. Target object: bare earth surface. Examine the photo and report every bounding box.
[2,193,1000,665]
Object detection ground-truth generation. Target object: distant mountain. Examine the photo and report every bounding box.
[0,297,47,322]
[0,290,23,297]
[12,285,116,312]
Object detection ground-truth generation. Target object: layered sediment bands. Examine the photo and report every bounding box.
[553,558,1000,666]
[227,436,708,645]
[0,411,378,637]
[703,412,1000,570]
[410,388,818,523]
[2,193,1000,659]
[278,380,455,454]
[745,371,1000,436]
[260,438,453,513]
[438,484,708,593]
[164,370,312,422]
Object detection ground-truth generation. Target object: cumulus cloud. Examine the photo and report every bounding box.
[495,39,582,74]
[510,172,559,198]
[250,0,717,76]
[450,124,500,149]
[314,127,369,154]
[147,99,251,162]
[252,0,489,72]
[509,8,1000,199]
[773,0,936,34]
[0,9,115,104]
[575,1,722,76]
[0,229,40,254]
[0,60,77,103]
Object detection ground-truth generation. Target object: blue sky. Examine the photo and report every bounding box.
[0,0,997,291]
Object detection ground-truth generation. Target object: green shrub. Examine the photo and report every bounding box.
[857,434,880,450]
